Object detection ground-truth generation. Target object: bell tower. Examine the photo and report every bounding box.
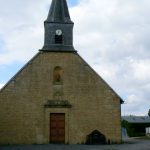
[41,0,75,52]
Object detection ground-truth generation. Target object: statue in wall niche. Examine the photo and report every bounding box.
[53,66,64,99]
[53,66,63,84]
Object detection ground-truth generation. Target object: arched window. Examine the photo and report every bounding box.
[53,66,63,84]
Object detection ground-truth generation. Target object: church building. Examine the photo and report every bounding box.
[0,0,123,145]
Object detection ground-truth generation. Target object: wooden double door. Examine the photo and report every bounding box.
[50,113,65,144]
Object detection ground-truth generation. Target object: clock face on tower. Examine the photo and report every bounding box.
[56,29,62,36]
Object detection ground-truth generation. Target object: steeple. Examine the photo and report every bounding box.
[41,0,75,52]
[46,0,73,23]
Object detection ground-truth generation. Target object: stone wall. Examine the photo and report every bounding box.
[0,52,122,144]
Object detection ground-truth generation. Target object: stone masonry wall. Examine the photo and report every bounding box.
[0,52,122,144]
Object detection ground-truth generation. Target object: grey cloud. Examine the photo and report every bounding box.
[0,0,150,115]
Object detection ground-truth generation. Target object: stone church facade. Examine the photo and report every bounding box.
[0,0,123,145]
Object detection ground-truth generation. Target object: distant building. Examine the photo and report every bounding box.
[146,127,150,137]
[122,116,150,137]
[0,0,124,145]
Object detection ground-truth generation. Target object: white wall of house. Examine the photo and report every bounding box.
[146,127,150,136]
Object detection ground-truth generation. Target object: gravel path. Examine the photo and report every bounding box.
[0,138,150,150]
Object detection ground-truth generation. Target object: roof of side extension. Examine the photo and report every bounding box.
[122,116,150,123]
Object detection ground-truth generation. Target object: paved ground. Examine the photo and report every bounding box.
[0,138,150,150]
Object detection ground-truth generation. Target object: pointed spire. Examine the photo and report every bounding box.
[46,0,73,23]
[41,0,76,52]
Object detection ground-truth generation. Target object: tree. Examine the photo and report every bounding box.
[148,109,150,117]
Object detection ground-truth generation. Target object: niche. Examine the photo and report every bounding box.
[86,130,106,145]
[53,66,63,84]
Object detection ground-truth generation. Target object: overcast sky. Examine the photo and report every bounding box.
[0,0,150,116]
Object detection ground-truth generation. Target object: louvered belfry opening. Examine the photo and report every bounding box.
[55,35,63,44]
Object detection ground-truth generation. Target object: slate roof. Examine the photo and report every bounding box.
[122,116,150,123]
[46,0,73,23]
